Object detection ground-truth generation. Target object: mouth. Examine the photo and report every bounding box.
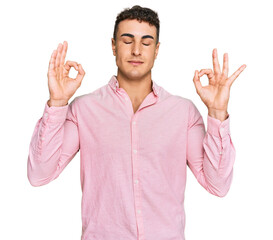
[128,61,143,66]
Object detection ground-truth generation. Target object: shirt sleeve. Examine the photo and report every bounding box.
[186,101,235,197]
[27,98,80,187]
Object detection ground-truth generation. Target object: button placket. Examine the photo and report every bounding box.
[132,120,139,185]
[220,127,225,137]
[43,112,48,124]
[131,114,145,239]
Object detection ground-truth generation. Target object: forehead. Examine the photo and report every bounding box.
[117,19,157,38]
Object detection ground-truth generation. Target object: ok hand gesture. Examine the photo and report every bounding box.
[47,41,85,107]
[193,49,246,121]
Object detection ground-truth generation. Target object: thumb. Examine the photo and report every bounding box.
[64,61,79,71]
[75,64,85,83]
[193,70,202,94]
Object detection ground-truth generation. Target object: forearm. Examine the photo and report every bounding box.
[27,102,69,186]
[27,98,81,187]
[202,115,235,197]
[187,111,235,197]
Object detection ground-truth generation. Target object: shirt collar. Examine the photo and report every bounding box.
[108,75,159,97]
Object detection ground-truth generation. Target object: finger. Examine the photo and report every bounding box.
[198,69,216,85]
[193,70,202,94]
[75,64,85,84]
[198,69,214,79]
[212,48,221,75]
[55,43,63,68]
[227,64,247,86]
[48,50,57,71]
[222,53,229,77]
[60,41,68,66]
[64,61,79,71]
[78,64,85,75]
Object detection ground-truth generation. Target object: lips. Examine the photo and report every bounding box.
[128,60,143,66]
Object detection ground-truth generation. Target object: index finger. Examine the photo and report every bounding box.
[48,50,57,71]
[212,48,221,75]
[75,64,85,84]
[60,41,68,65]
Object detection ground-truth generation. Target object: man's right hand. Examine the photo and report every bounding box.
[47,41,85,107]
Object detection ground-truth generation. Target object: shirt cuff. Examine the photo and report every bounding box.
[207,114,230,138]
[42,100,69,123]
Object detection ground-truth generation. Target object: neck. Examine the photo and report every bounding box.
[116,70,153,103]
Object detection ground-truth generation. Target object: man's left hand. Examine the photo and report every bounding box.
[193,48,246,122]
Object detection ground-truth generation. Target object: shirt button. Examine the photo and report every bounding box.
[137,210,141,214]
[132,121,136,125]
[41,137,45,141]
[133,149,137,154]
[219,151,222,155]
[44,113,48,117]
[134,179,139,184]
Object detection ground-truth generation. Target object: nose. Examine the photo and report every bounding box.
[131,42,141,56]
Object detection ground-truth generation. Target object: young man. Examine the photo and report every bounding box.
[27,5,246,240]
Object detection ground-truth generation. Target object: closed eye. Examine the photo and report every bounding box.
[125,42,132,44]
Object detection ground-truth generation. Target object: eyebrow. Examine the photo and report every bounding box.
[120,33,154,40]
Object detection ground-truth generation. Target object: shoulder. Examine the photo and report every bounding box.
[169,95,201,122]
[72,84,108,105]
[167,94,195,109]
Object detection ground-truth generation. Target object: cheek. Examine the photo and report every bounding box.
[115,47,127,66]
[146,49,157,62]
[117,43,130,53]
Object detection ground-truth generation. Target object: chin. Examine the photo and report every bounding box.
[127,68,152,80]
[128,71,143,80]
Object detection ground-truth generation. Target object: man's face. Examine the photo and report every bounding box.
[112,19,160,80]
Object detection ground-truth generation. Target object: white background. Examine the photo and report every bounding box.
[1,0,272,239]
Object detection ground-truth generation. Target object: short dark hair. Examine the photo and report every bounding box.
[113,5,160,44]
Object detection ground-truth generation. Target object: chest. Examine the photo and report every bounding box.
[78,101,189,157]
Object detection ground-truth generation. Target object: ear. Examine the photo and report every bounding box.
[111,38,116,56]
[155,42,160,59]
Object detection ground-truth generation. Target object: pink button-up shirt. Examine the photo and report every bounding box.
[27,75,235,240]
